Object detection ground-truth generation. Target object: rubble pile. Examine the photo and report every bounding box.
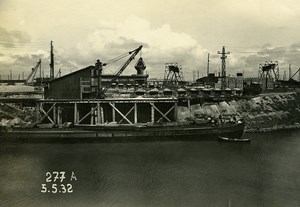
[178,92,300,132]
[0,104,37,128]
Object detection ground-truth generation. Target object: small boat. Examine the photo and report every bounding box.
[218,136,250,142]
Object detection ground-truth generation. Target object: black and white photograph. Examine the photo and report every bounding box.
[1,0,300,206]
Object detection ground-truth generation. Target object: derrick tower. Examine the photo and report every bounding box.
[163,63,184,86]
[258,61,279,90]
[217,46,230,89]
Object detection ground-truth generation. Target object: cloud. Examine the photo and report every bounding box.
[68,16,206,79]
[0,26,31,47]
[229,44,300,78]
[2,15,300,81]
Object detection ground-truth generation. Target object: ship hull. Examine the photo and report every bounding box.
[0,122,245,143]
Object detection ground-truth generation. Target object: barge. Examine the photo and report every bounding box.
[0,97,246,143]
[0,121,245,143]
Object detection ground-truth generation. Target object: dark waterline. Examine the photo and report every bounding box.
[1,130,300,207]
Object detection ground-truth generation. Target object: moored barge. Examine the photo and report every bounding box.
[0,121,245,143]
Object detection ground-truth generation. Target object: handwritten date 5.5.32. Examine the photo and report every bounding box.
[41,171,77,193]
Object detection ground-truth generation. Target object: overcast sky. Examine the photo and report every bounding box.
[1,0,300,80]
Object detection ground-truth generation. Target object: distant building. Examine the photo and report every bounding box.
[244,77,274,90]
[196,73,244,89]
[196,73,218,86]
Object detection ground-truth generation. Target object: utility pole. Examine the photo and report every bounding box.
[50,41,54,80]
[193,71,195,82]
[289,64,292,80]
[39,59,42,85]
[217,46,230,89]
[207,53,210,85]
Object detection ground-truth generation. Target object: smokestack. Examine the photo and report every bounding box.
[50,41,54,80]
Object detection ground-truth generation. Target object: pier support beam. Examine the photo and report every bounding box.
[150,102,172,123]
[174,102,178,121]
[109,102,133,124]
[40,103,56,124]
[97,102,101,124]
[74,102,77,125]
[90,107,94,125]
[112,102,116,122]
[57,106,62,126]
[157,105,174,123]
[100,106,104,124]
[118,105,134,124]
[36,103,41,123]
[78,105,93,124]
[151,103,155,123]
[134,103,137,124]
[53,105,57,125]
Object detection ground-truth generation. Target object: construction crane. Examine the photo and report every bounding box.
[95,45,144,98]
[26,59,41,85]
[107,45,143,86]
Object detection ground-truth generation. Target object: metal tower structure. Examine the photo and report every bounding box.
[258,61,279,90]
[217,46,230,89]
[163,63,184,86]
[258,61,279,81]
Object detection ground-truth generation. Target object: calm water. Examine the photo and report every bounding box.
[1,130,300,207]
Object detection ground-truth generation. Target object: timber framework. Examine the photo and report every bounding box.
[36,98,178,127]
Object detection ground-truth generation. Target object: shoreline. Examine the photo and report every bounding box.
[245,123,300,133]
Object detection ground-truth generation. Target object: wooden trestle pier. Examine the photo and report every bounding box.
[37,98,178,126]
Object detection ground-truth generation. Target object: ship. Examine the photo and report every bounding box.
[0,120,245,143]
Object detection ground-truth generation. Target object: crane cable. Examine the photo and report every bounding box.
[104,52,131,65]
[104,47,142,65]
[101,48,141,74]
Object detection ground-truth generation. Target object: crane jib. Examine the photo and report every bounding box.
[101,45,143,94]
